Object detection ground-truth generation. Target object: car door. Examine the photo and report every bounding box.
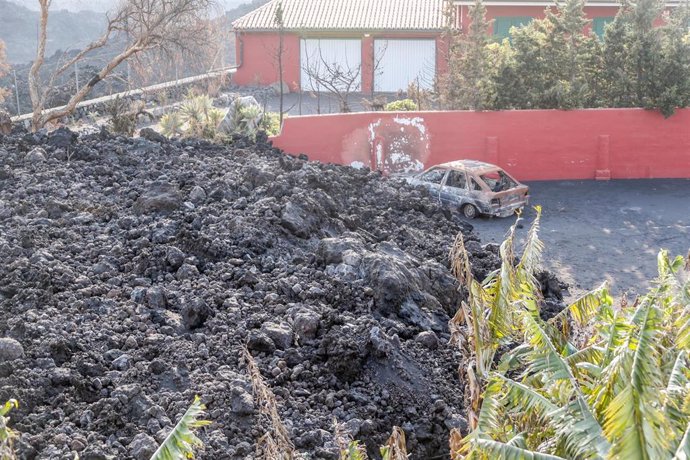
[439,170,469,206]
[467,174,487,211]
[413,167,447,203]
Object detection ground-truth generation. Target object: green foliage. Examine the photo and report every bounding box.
[149,396,210,460]
[235,105,261,137]
[160,112,184,138]
[179,94,224,140]
[441,0,493,110]
[340,441,368,460]
[494,0,603,109]
[0,399,18,460]
[384,99,419,111]
[159,94,225,141]
[450,209,690,459]
[260,111,282,136]
[447,0,690,116]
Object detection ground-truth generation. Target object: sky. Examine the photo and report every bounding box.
[7,0,247,12]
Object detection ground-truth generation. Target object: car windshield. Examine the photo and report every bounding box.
[480,170,517,192]
[419,168,446,184]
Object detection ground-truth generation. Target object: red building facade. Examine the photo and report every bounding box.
[232,0,673,94]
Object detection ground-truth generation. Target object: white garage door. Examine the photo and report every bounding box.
[374,39,436,92]
[300,39,361,92]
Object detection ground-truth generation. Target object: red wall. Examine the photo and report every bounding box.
[234,32,301,92]
[233,31,446,93]
[270,109,690,181]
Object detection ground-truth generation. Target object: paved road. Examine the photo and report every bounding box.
[470,179,690,302]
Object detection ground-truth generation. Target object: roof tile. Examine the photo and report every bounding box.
[233,0,447,32]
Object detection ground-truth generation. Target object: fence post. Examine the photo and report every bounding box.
[12,69,21,116]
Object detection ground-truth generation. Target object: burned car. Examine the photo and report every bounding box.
[405,160,529,218]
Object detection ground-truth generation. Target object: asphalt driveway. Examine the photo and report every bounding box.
[470,179,690,301]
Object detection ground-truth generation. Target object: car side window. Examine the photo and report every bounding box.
[446,171,467,189]
[480,170,516,192]
[420,168,446,184]
[470,178,483,191]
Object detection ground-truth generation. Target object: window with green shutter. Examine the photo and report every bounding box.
[493,16,533,40]
[592,17,615,39]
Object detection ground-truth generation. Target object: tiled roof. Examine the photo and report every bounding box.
[453,0,681,5]
[232,0,447,32]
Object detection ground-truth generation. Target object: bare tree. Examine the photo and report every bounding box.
[0,40,9,105]
[302,42,386,113]
[128,7,229,89]
[274,1,285,123]
[29,0,215,131]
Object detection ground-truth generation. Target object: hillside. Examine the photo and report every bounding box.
[0,0,106,64]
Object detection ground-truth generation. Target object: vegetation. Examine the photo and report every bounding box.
[1,204,687,459]
[380,427,409,460]
[150,396,210,460]
[28,0,215,131]
[384,99,418,112]
[244,346,296,459]
[447,209,690,459]
[0,40,8,105]
[441,0,492,110]
[260,111,283,136]
[106,97,151,136]
[159,93,281,141]
[0,400,18,460]
[160,94,224,140]
[441,0,690,116]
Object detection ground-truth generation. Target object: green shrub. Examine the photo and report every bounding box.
[159,94,224,141]
[260,112,282,136]
[384,99,418,112]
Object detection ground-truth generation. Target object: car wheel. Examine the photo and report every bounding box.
[462,204,478,219]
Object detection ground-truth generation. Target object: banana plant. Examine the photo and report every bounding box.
[0,399,18,460]
[449,207,547,428]
[150,396,210,460]
[452,246,690,459]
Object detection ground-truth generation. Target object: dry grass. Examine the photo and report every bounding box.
[333,419,368,460]
[448,428,464,460]
[380,426,408,460]
[243,346,295,460]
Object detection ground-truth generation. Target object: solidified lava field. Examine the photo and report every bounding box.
[0,127,509,459]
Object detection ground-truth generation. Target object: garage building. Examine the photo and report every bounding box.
[231,0,448,93]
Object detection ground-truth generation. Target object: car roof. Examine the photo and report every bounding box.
[432,160,501,175]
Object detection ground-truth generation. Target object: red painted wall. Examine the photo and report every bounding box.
[233,4,670,92]
[234,32,301,92]
[270,109,690,181]
[233,31,446,93]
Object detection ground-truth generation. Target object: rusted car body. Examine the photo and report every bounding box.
[405,160,529,218]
